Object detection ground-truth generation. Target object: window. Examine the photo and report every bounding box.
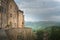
[0,6,1,12]
[15,23,16,27]
[0,6,6,13]
[0,6,2,12]
[2,8,6,13]
[22,22,24,24]
[10,14,12,17]
[17,35,23,40]
[9,4,12,9]
[13,14,16,19]
[10,22,12,27]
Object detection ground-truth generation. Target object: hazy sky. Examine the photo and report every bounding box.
[15,0,60,22]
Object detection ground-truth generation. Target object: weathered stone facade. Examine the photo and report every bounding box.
[18,10,24,28]
[0,0,8,28]
[0,0,33,40]
[0,0,24,29]
[5,28,32,40]
[7,0,18,28]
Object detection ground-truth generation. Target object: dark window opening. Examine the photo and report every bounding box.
[0,6,6,13]
[10,14,12,17]
[17,35,23,40]
[9,4,12,9]
[0,6,2,12]
[10,22,12,27]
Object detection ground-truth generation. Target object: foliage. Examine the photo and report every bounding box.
[36,26,60,40]
[36,30,44,40]
[48,26,60,40]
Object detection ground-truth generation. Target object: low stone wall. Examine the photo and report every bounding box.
[5,28,33,40]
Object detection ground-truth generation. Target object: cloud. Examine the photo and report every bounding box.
[54,0,60,2]
[15,0,60,22]
[47,16,60,21]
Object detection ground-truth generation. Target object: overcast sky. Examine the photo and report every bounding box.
[15,0,60,22]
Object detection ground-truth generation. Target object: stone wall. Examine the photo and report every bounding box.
[5,28,32,40]
[0,0,24,29]
[18,10,24,28]
[0,0,8,28]
[7,0,18,28]
[0,0,33,40]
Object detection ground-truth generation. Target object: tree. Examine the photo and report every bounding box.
[48,26,60,40]
[36,30,44,40]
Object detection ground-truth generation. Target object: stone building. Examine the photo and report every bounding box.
[0,0,33,40]
[5,28,32,40]
[0,0,8,28]
[18,10,24,28]
[0,0,24,29]
[7,0,19,29]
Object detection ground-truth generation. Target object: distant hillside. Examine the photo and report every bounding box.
[25,21,60,30]
[44,26,60,31]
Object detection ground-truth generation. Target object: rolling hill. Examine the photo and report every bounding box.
[25,21,60,30]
